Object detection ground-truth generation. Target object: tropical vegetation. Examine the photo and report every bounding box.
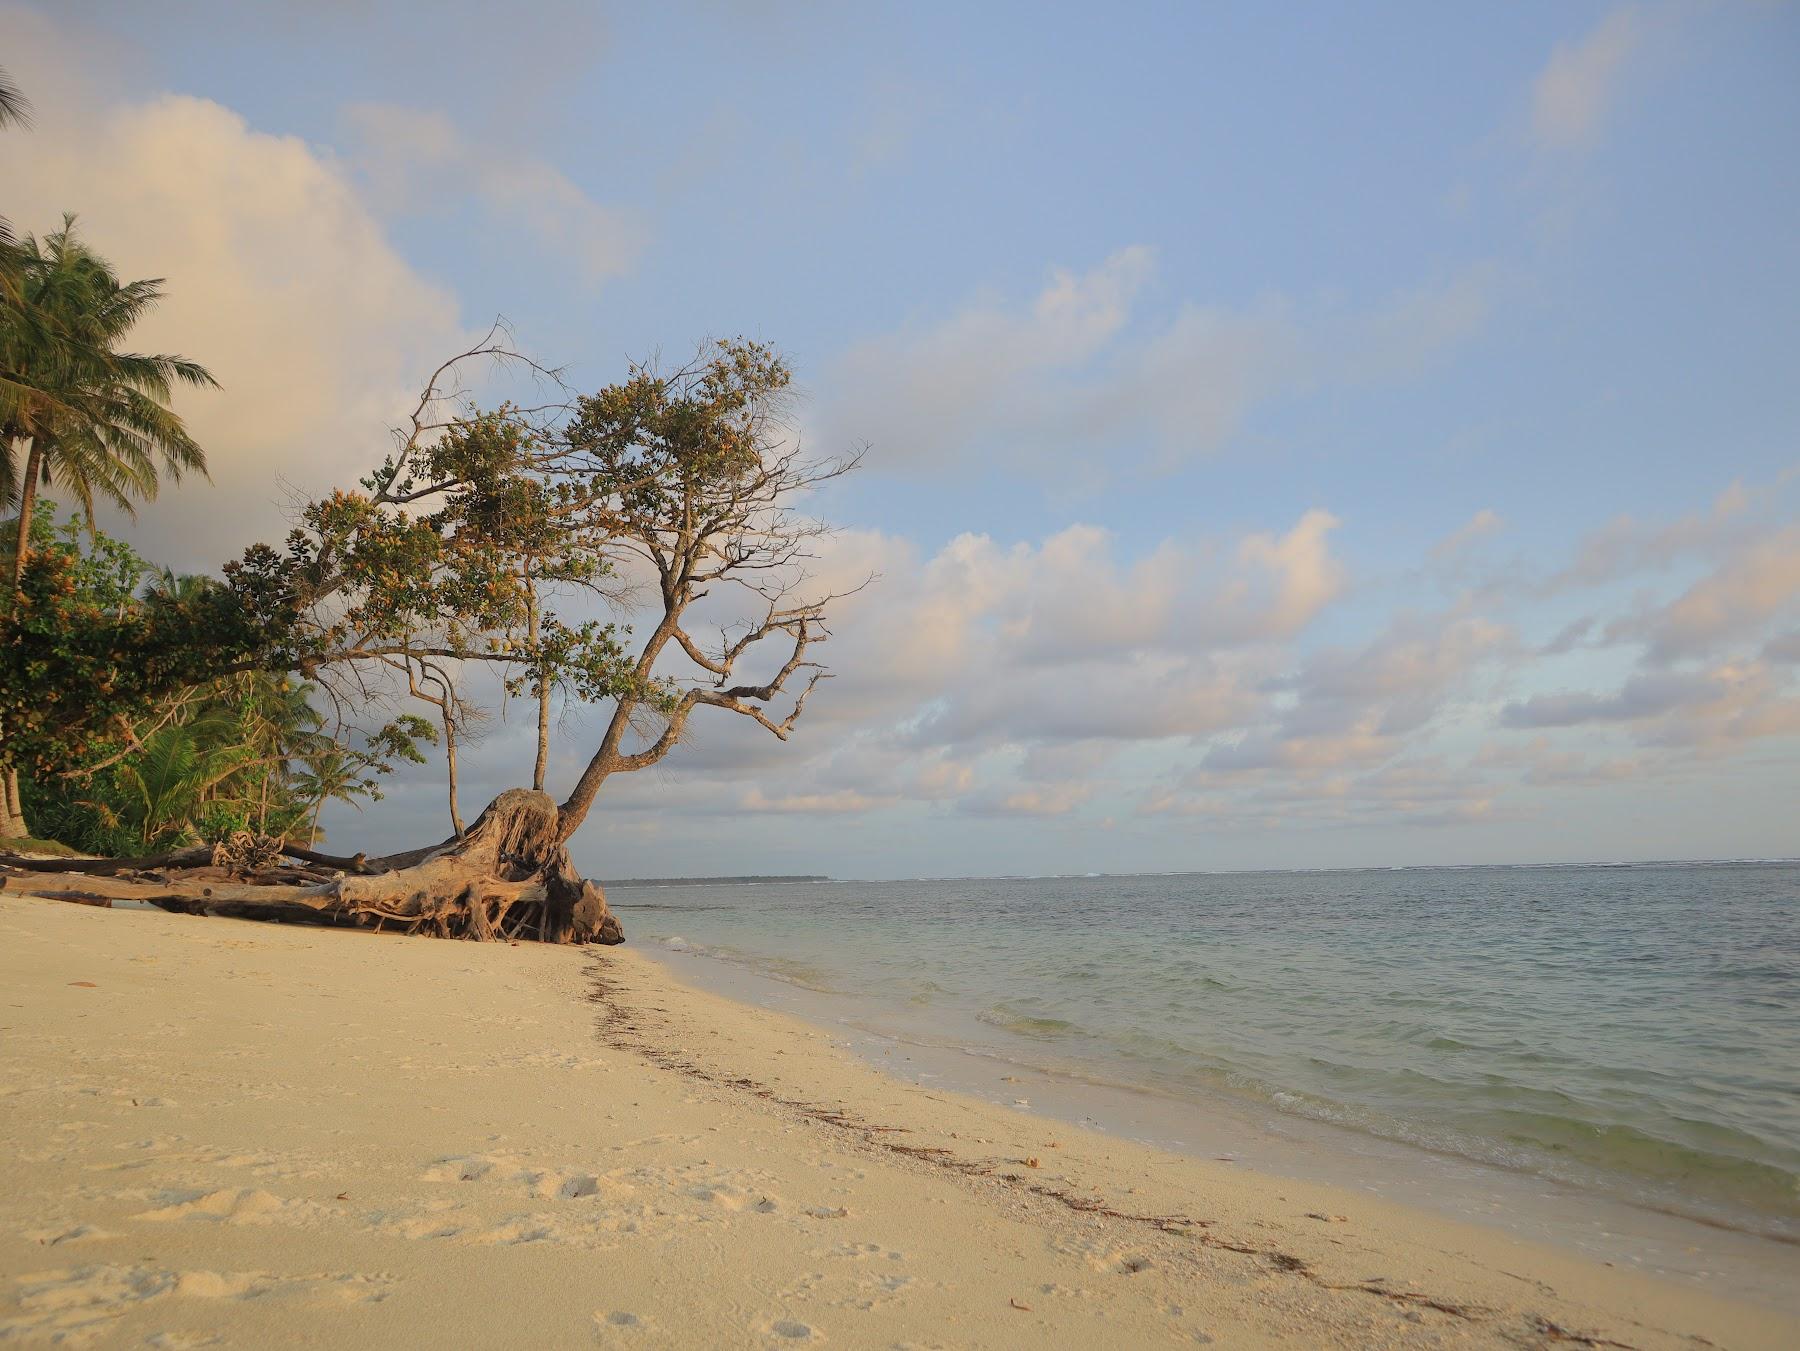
[1,66,850,944]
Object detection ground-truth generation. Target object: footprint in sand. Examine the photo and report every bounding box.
[469,1216,560,1245]
[764,1318,821,1341]
[0,1263,394,1343]
[595,1309,654,1338]
[132,1187,324,1227]
[425,1155,613,1203]
[686,1182,780,1212]
[366,1209,466,1241]
[825,1241,904,1263]
[422,1154,498,1183]
[520,1168,601,1199]
[23,1223,115,1247]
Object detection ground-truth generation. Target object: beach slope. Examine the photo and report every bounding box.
[1,896,1789,1349]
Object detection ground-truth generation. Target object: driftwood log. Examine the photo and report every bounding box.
[0,789,623,945]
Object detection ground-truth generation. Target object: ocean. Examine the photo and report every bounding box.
[610,862,1800,1243]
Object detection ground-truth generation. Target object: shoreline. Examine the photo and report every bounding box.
[3,896,1795,1348]
[608,864,1800,1261]
[634,941,1800,1306]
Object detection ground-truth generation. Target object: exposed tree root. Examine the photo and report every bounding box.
[0,788,622,945]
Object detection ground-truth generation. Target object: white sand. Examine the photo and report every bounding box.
[2,895,1792,1349]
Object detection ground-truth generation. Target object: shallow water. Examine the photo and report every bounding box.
[611,862,1800,1240]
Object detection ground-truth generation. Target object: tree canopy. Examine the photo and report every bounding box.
[1,189,857,942]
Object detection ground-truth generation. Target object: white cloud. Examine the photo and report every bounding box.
[961,783,1094,818]
[1503,660,1800,752]
[0,15,469,568]
[1142,758,1510,833]
[823,252,1497,474]
[1194,603,1516,786]
[344,103,645,287]
[741,787,896,815]
[311,468,1799,860]
[1555,482,1749,588]
[1630,524,1800,662]
[1478,738,1654,789]
[1431,508,1505,561]
[825,246,1155,464]
[1531,5,1652,151]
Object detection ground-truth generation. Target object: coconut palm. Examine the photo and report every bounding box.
[0,68,28,131]
[0,67,29,249]
[1,216,216,586]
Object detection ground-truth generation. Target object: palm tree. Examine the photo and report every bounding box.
[291,746,371,844]
[0,67,29,249]
[1,217,217,588]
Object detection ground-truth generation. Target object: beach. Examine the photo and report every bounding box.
[2,896,1793,1349]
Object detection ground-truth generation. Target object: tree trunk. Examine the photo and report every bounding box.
[533,684,550,793]
[2,788,623,945]
[0,767,27,839]
[1,437,42,837]
[443,713,465,837]
[8,437,41,593]
[531,640,550,793]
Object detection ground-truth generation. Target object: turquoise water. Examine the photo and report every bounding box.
[610,863,1800,1239]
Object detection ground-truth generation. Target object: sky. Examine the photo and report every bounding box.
[3,1,1798,878]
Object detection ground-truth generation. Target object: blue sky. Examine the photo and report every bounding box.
[6,1,1798,876]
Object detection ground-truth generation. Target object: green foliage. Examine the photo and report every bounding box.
[5,511,431,852]
[0,507,266,779]
[4,327,838,852]
[565,339,789,521]
[1,215,215,527]
[228,401,639,714]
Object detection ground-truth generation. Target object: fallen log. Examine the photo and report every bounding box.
[3,789,623,945]
[0,846,211,875]
[277,842,378,874]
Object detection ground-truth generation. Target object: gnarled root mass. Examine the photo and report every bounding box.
[0,789,623,945]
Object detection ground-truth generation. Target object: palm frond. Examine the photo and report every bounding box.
[0,67,31,130]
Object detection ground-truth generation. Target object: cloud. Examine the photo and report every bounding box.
[545,510,1347,830]
[1502,661,1800,751]
[1215,604,1517,777]
[0,11,469,569]
[1477,738,1653,789]
[1431,509,1505,562]
[1502,670,1714,729]
[1487,491,1800,776]
[1234,511,1347,637]
[822,253,1497,474]
[1531,5,1652,151]
[344,103,645,287]
[740,787,896,815]
[850,77,948,176]
[1764,631,1800,665]
[825,246,1155,464]
[1626,525,1800,662]
[1201,722,1399,775]
[1142,758,1510,833]
[842,513,1345,753]
[961,783,1094,818]
[1554,482,1749,589]
[314,468,1799,863]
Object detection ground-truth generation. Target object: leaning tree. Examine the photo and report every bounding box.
[1,334,859,945]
